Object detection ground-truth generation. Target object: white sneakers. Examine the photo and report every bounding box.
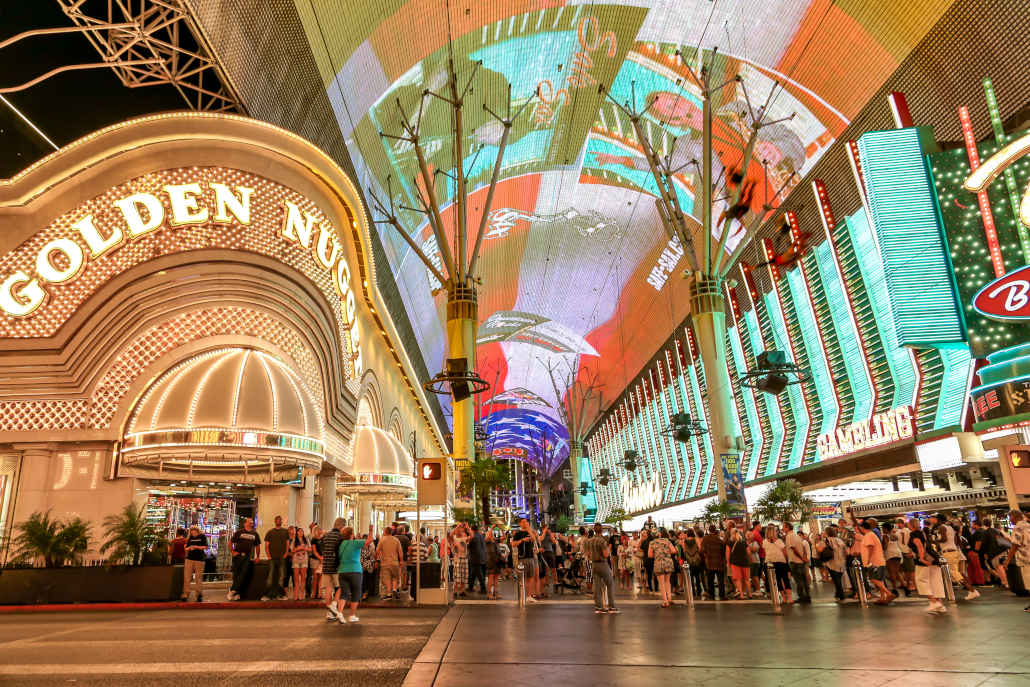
[347,615,360,623]
[926,601,948,614]
[966,589,981,600]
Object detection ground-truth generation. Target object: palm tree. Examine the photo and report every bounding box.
[752,479,814,524]
[700,499,737,526]
[10,511,92,568]
[100,504,164,566]
[605,507,627,531]
[459,456,513,524]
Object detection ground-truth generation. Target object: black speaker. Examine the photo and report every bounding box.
[756,373,788,395]
[446,357,471,401]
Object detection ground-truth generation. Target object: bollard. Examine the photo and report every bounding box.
[852,559,868,607]
[940,562,955,603]
[766,562,782,612]
[516,563,527,608]
[683,564,695,608]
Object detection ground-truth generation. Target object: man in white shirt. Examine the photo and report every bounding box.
[782,523,811,604]
[929,513,979,600]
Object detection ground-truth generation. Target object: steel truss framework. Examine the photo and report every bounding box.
[0,0,241,113]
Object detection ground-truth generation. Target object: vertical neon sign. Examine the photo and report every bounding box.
[958,105,1006,278]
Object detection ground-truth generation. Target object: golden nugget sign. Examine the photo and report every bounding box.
[621,471,662,513]
[816,406,914,461]
[0,175,361,371]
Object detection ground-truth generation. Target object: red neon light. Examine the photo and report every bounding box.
[888,91,914,128]
[958,105,1006,278]
[762,237,781,281]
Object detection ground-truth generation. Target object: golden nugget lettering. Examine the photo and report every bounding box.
[0,174,361,374]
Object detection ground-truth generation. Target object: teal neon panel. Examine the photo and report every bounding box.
[785,268,838,436]
[847,211,920,409]
[814,241,874,423]
[764,291,810,470]
[936,346,974,429]
[857,127,966,345]
[728,324,764,480]
[686,362,713,496]
[674,356,703,495]
[744,309,784,476]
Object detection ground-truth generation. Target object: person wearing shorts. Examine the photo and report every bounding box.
[513,519,541,601]
[320,519,343,619]
[376,526,404,599]
[333,524,372,624]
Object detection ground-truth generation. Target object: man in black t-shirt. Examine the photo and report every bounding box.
[228,518,260,601]
[182,526,208,602]
[513,519,540,601]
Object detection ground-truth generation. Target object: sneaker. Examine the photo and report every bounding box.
[965,589,980,600]
[594,607,605,614]
[326,611,338,621]
[607,607,621,614]
[338,613,349,624]
[526,595,539,603]
[1022,605,1030,613]
[347,615,359,623]
[326,604,339,619]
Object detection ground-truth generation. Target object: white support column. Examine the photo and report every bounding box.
[317,469,337,527]
[296,476,315,527]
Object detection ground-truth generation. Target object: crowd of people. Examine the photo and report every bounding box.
[174,506,1030,620]
[434,508,1030,616]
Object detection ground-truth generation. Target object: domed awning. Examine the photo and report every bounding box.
[121,348,325,483]
[338,424,414,499]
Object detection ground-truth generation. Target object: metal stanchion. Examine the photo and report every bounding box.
[852,559,868,607]
[766,562,781,612]
[516,563,527,608]
[940,562,955,603]
[683,564,695,608]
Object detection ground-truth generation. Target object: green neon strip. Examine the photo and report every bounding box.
[847,212,919,409]
[984,78,1030,263]
[724,326,756,478]
[802,251,856,429]
[686,362,713,497]
[785,268,838,436]
[744,309,784,477]
[764,290,809,470]
[657,365,686,501]
[814,241,875,423]
[646,389,674,503]
[728,323,764,480]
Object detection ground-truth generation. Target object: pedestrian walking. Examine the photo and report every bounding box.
[908,517,947,614]
[649,527,676,607]
[485,528,502,599]
[321,518,344,618]
[584,523,619,614]
[227,518,260,601]
[468,524,487,594]
[182,525,207,602]
[763,525,793,604]
[858,519,895,605]
[332,524,373,624]
[1004,510,1030,612]
[700,525,726,600]
[376,525,404,599]
[783,523,811,603]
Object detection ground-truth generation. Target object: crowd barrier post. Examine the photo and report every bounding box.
[766,562,781,612]
[852,560,868,608]
[940,562,956,603]
[516,563,527,608]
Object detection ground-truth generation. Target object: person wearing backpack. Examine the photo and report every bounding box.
[818,526,847,601]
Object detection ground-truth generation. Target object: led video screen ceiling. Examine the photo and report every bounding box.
[296,1,953,474]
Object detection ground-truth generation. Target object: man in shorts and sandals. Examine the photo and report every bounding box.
[512,519,540,602]
[858,519,895,605]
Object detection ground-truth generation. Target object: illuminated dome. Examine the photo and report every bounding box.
[338,425,415,499]
[121,348,324,482]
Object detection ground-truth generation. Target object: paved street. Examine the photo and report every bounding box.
[410,588,1030,687]
[0,607,444,686]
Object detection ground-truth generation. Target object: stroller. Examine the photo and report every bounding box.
[555,554,588,595]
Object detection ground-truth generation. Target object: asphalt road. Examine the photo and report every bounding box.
[0,606,445,686]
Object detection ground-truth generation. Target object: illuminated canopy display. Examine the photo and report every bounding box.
[295,0,953,462]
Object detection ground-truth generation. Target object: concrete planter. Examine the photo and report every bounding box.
[0,565,183,605]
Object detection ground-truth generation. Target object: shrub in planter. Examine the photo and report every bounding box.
[100,504,167,566]
[9,511,92,568]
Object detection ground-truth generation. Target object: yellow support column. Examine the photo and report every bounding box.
[447,285,478,471]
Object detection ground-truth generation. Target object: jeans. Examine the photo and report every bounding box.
[685,564,704,596]
[705,568,725,599]
[644,558,657,591]
[230,555,253,596]
[592,560,617,609]
[789,562,811,601]
[829,568,845,600]
[265,557,287,598]
[468,562,487,592]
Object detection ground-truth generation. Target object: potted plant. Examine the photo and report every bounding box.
[8,510,92,568]
[752,479,814,525]
[100,504,166,566]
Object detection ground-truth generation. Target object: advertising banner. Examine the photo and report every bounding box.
[720,452,747,518]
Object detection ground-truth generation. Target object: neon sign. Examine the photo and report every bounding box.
[964,130,1030,232]
[0,175,362,372]
[816,406,914,461]
[621,471,662,513]
[973,265,1030,321]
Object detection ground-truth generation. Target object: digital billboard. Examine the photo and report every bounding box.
[294,1,953,464]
